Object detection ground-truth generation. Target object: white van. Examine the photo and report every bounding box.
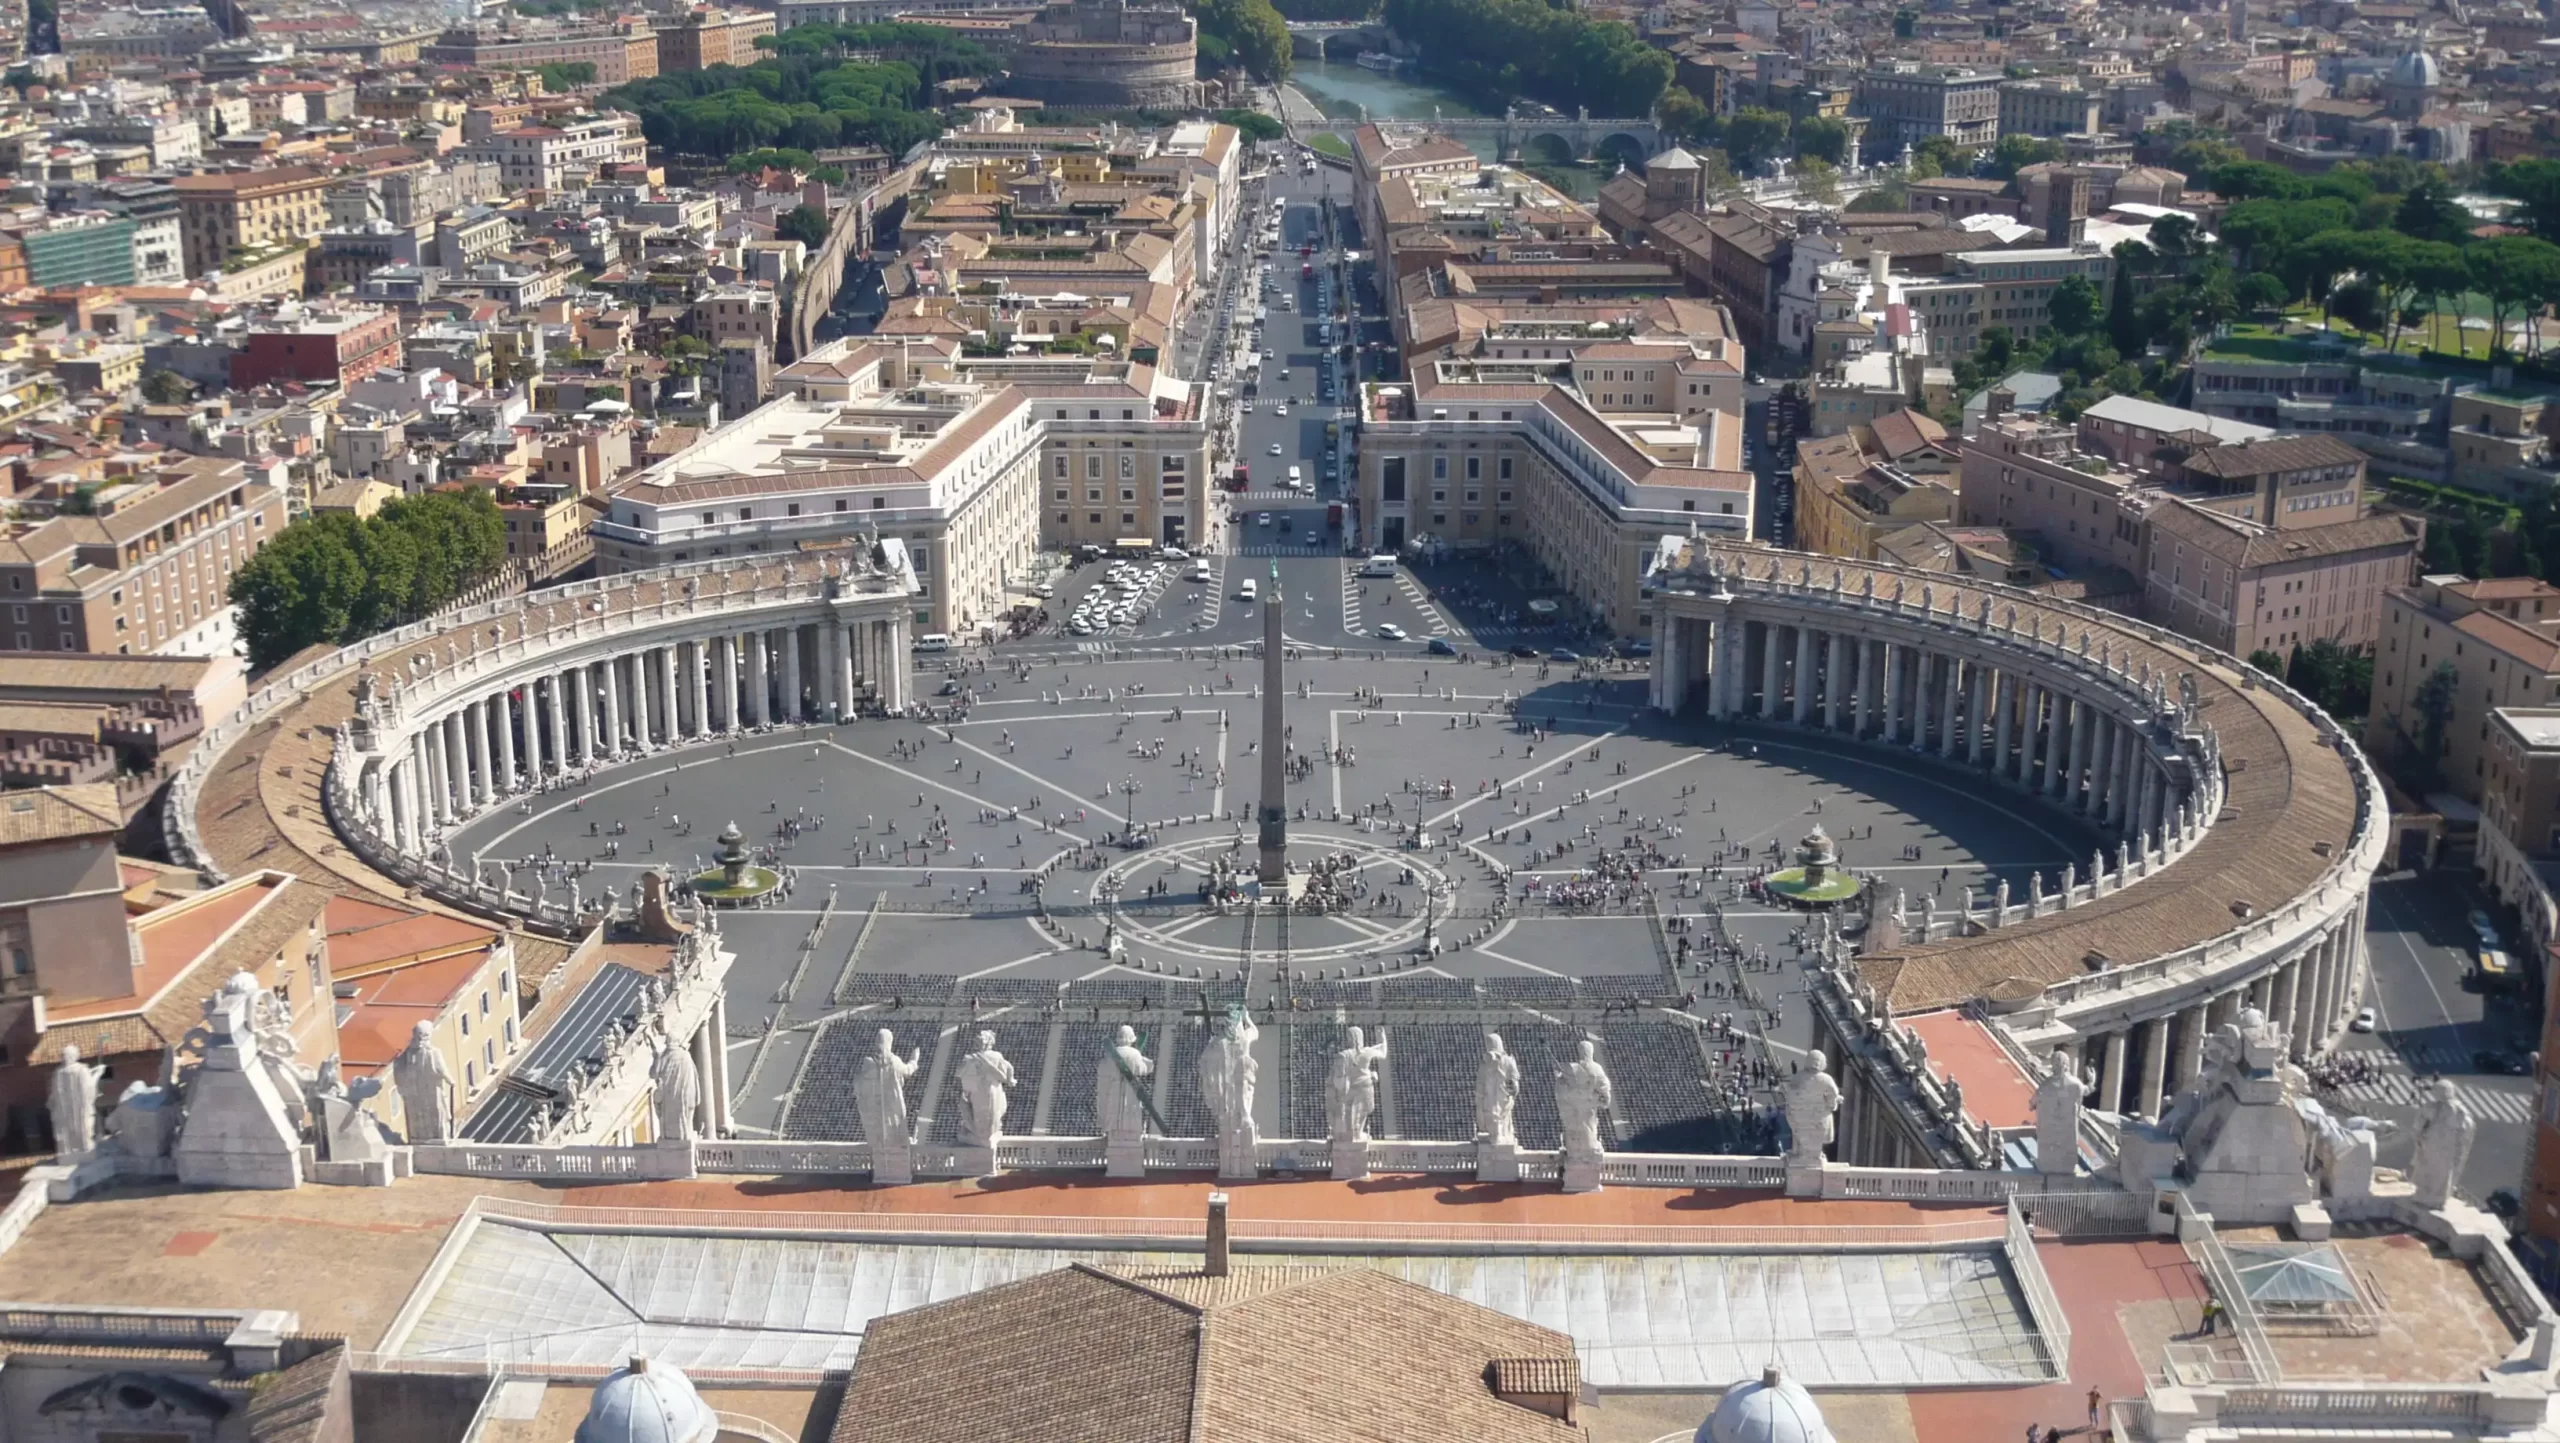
[1236,578,1259,602]
[1357,555,1397,578]
[1286,464,1303,487]
[912,632,952,653]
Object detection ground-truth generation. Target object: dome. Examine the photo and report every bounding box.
[2391,49,2440,88]
[575,1357,716,1443]
[1651,146,1702,171]
[1698,1366,1836,1443]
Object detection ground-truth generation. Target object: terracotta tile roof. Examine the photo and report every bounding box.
[2176,433,2364,478]
[1869,407,1951,461]
[242,1344,345,1443]
[834,1264,1582,1443]
[0,783,122,845]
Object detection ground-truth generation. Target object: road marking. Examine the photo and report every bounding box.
[1425,729,1627,829]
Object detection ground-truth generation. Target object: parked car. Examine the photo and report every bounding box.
[1374,622,1407,641]
[1426,637,1458,656]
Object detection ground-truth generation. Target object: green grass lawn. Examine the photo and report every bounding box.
[1308,131,1351,158]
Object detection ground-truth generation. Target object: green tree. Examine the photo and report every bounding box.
[2413,659,2460,788]
[1214,108,1285,143]
[2284,639,2374,723]
[2491,157,2560,242]
[2107,243,2145,355]
[1910,134,1962,179]
[2248,648,2287,676]
[139,369,193,405]
[2466,234,2560,354]
[776,204,831,248]
[2394,173,2473,245]
[1793,114,1849,165]
[1986,133,2059,180]
[1723,107,1790,173]
[534,60,598,91]
[1194,0,1291,80]
[2046,274,2103,335]
[1655,85,1708,143]
[1796,156,1839,205]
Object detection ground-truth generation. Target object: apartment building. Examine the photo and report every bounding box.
[2140,498,2422,657]
[459,113,649,192]
[1855,64,2001,153]
[1353,343,1753,636]
[1998,79,2103,138]
[322,894,522,1120]
[229,305,403,391]
[1896,242,2116,355]
[1795,430,1959,560]
[0,458,283,657]
[594,338,1041,636]
[652,7,776,70]
[2370,575,2560,804]
[2076,394,2275,475]
[168,165,330,277]
[970,361,1210,553]
[421,22,662,84]
[2478,707,2560,972]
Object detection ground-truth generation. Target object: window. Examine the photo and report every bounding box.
[1432,456,1448,481]
[835,499,848,512]
[1466,457,1481,481]
[872,497,885,509]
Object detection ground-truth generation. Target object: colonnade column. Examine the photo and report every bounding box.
[884,615,911,712]
[1939,657,1962,758]
[1878,641,1899,742]
[1825,631,1848,732]
[1792,626,1815,724]
[691,640,712,738]
[495,689,518,794]
[2275,960,2305,1059]
[712,636,736,733]
[2137,1014,2169,1118]
[2068,700,2096,810]
[665,642,686,741]
[463,699,489,808]
[781,625,803,722]
[2099,1029,2128,1114]
[444,712,469,817]
[1993,675,2016,779]
[1760,622,1782,720]
[747,633,771,727]
[592,659,617,757]
[834,620,857,722]
[547,675,570,774]
[2172,1002,2207,1093]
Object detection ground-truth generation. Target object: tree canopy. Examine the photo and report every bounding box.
[1194,0,1291,80]
[229,489,508,670]
[1380,0,1671,115]
[601,28,1000,157]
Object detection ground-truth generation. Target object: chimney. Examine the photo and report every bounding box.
[1204,1191,1230,1277]
[1986,386,2014,423]
[1868,247,1889,291]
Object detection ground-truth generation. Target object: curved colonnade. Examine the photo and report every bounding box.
[1647,541,2387,1164]
[167,551,915,938]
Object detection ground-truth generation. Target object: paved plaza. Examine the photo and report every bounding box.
[447,648,2102,1150]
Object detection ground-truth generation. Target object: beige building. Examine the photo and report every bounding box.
[1353,331,1752,635]
[1998,79,2102,138]
[2140,498,2423,659]
[2369,575,2560,803]
[1795,431,1959,561]
[595,338,1047,636]
[169,166,330,277]
[2479,706,2560,966]
[0,457,284,657]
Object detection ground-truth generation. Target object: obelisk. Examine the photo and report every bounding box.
[1256,561,1288,884]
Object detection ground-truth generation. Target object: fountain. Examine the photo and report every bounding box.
[1764,824,1863,908]
[688,820,781,906]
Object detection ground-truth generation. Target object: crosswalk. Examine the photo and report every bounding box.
[1233,541,1340,557]
[1389,570,1455,637]
[1339,561,1364,635]
[2318,1071,2534,1124]
[1196,556,1227,629]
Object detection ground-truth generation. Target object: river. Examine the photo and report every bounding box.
[1285,56,1604,200]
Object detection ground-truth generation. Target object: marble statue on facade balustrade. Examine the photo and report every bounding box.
[1200,1012,1259,1181]
[2410,1078,2477,1209]
[393,1020,455,1145]
[1096,1025,1153,1177]
[1325,1025,1389,1179]
[650,1019,701,1146]
[2309,1107,2393,1204]
[954,1031,1015,1176]
[1554,1038,1615,1194]
[2034,1049,2091,1177]
[49,1045,100,1159]
[1783,1051,1841,1170]
[172,981,303,1189]
[1476,1033,1521,1148]
[855,1028,920,1184]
